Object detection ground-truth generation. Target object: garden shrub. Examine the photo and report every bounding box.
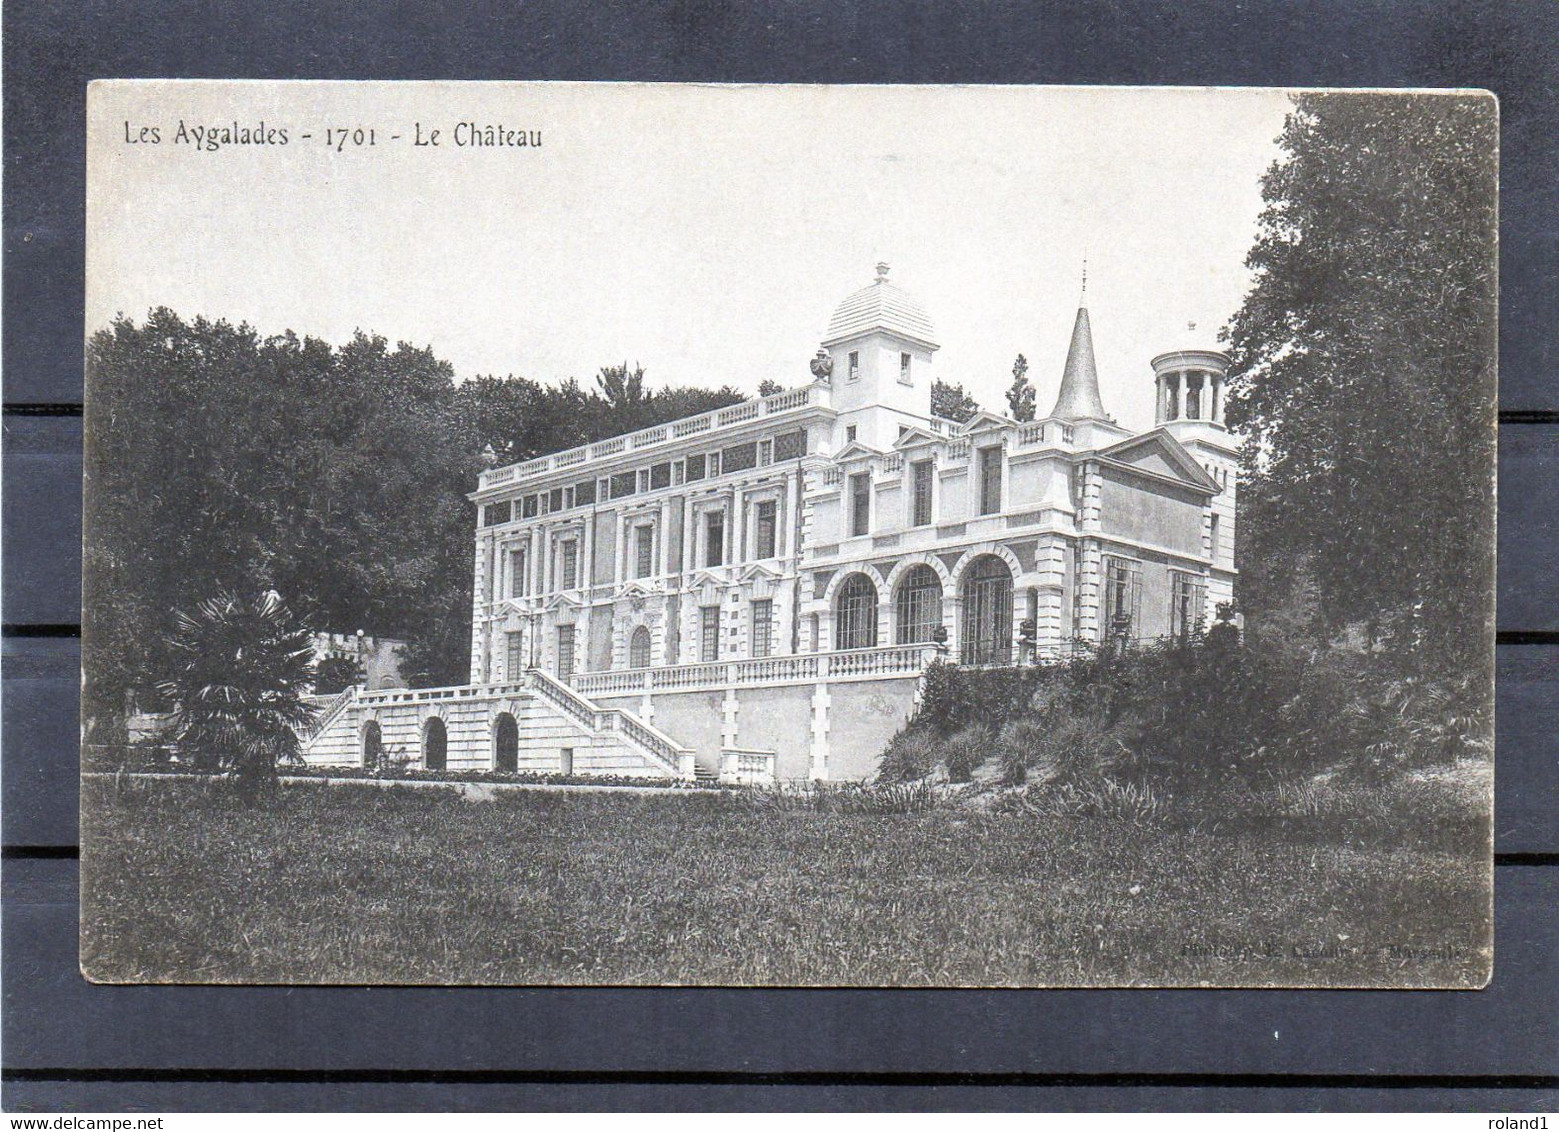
[902,619,1490,803]
[876,726,941,783]
[941,725,988,783]
[916,660,1053,737]
[995,778,1163,823]
[996,717,1050,784]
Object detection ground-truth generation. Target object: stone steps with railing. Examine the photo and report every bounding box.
[522,668,695,778]
[299,685,357,740]
[297,671,696,779]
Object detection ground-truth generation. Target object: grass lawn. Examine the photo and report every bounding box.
[80,775,1491,987]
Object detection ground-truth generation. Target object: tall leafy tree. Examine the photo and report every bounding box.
[83,313,477,726]
[931,378,981,423]
[1005,353,1035,421]
[595,361,647,413]
[83,310,759,722]
[1223,93,1496,672]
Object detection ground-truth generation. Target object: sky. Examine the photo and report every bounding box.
[87,82,1292,433]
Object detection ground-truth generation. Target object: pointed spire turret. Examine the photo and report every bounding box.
[1048,305,1109,421]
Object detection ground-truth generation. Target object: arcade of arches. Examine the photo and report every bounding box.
[832,555,1015,659]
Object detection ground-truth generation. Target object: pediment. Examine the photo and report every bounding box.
[542,591,586,612]
[892,426,943,450]
[1098,430,1219,492]
[738,561,782,583]
[833,440,883,462]
[959,410,1018,435]
[616,580,658,599]
[689,568,728,591]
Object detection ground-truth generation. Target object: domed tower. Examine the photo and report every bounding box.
[820,263,938,449]
[1151,346,1231,435]
[1151,338,1239,616]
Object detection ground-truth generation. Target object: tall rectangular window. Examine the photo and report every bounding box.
[506,631,524,677]
[508,548,528,598]
[701,607,720,662]
[1102,556,1143,642]
[563,541,578,588]
[912,460,933,527]
[979,446,1003,515]
[1209,513,1221,558]
[1171,572,1207,640]
[751,599,773,658]
[634,525,654,578]
[900,352,913,384]
[705,511,725,567]
[755,501,777,559]
[848,350,860,382]
[556,625,576,676]
[850,473,871,537]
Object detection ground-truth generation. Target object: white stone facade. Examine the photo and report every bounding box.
[303,266,1240,780]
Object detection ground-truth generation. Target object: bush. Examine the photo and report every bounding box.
[739,781,946,815]
[941,726,988,783]
[996,778,1164,823]
[876,727,941,783]
[906,623,1492,800]
[996,718,1050,784]
[916,660,1053,737]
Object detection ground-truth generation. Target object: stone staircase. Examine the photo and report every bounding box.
[522,667,694,778]
[297,671,696,778]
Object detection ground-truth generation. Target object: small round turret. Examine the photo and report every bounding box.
[1151,345,1230,427]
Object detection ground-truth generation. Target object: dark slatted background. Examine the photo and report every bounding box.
[4,0,1556,1112]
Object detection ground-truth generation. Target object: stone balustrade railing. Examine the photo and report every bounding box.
[478,383,827,491]
[524,667,599,731]
[299,684,357,739]
[357,681,524,707]
[525,668,690,775]
[719,747,776,786]
[570,644,937,697]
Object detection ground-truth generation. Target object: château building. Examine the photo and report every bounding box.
[301,265,1239,782]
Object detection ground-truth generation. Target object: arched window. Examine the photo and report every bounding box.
[895,564,943,644]
[628,625,652,669]
[362,720,382,769]
[834,572,879,650]
[493,712,519,772]
[961,555,1014,665]
[423,716,447,772]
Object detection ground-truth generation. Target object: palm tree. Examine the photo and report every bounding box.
[159,591,317,796]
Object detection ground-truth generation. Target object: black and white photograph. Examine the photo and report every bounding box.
[78,81,1496,988]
